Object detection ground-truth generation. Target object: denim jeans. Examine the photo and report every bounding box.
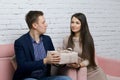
[40,76,71,80]
[24,76,71,80]
[23,78,37,80]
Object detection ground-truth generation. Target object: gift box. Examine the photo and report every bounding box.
[47,50,78,64]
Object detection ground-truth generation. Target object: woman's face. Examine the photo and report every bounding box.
[71,17,81,33]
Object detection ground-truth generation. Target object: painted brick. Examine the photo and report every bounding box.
[0,0,120,59]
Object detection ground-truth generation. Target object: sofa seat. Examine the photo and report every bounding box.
[107,75,120,80]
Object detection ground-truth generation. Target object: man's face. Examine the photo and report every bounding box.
[33,16,47,34]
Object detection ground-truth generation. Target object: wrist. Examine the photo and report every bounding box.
[79,63,82,68]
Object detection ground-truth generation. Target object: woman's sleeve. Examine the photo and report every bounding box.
[78,56,89,67]
[81,59,89,66]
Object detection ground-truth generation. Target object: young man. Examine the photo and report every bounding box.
[13,11,71,80]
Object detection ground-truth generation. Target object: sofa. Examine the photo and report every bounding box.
[0,44,120,80]
[97,55,120,80]
[0,44,16,80]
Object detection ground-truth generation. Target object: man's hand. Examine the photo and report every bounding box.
[44,52,60,64]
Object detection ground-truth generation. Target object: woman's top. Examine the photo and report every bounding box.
[63,36,89,66]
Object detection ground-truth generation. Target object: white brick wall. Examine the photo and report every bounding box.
[0,0,120,59]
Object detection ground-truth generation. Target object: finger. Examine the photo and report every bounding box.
[51,60,60,64]
[50,51,58,55]
[52,51,59,54]
[50,53,55,55]
[53,55,60,58]
[53,58,61,62]
[50,57,60,62]
[53,58,60,62]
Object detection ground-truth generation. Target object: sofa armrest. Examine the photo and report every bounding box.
[0,58,15,80]
[0,44,16,80]
[96,55,120,77]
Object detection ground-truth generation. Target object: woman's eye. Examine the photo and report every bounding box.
[76,22,80,24]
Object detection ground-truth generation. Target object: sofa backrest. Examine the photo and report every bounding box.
[0,44,14,58]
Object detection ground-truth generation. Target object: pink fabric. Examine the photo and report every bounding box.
[67,68,77,80]
[77,67,87,80]
[67,55,120,80]
[0,44,14,58]
[0,44,120,80]
[0,59,15,80]
[0,44,15,80]
[96,55,120,80]
[107,75,120,80]
[97,56,120,77]
[66,67,87,80]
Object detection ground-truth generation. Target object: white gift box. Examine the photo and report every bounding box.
[47,50,78,64]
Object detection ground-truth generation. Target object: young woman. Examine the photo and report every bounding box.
[57,13,108,80]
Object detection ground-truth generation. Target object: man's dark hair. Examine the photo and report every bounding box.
[25,11,44,29]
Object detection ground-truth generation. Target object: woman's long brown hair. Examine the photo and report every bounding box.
[67,13,97,68]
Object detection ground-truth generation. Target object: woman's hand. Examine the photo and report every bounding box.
[67,63,80,69]
[66,57,82,69]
